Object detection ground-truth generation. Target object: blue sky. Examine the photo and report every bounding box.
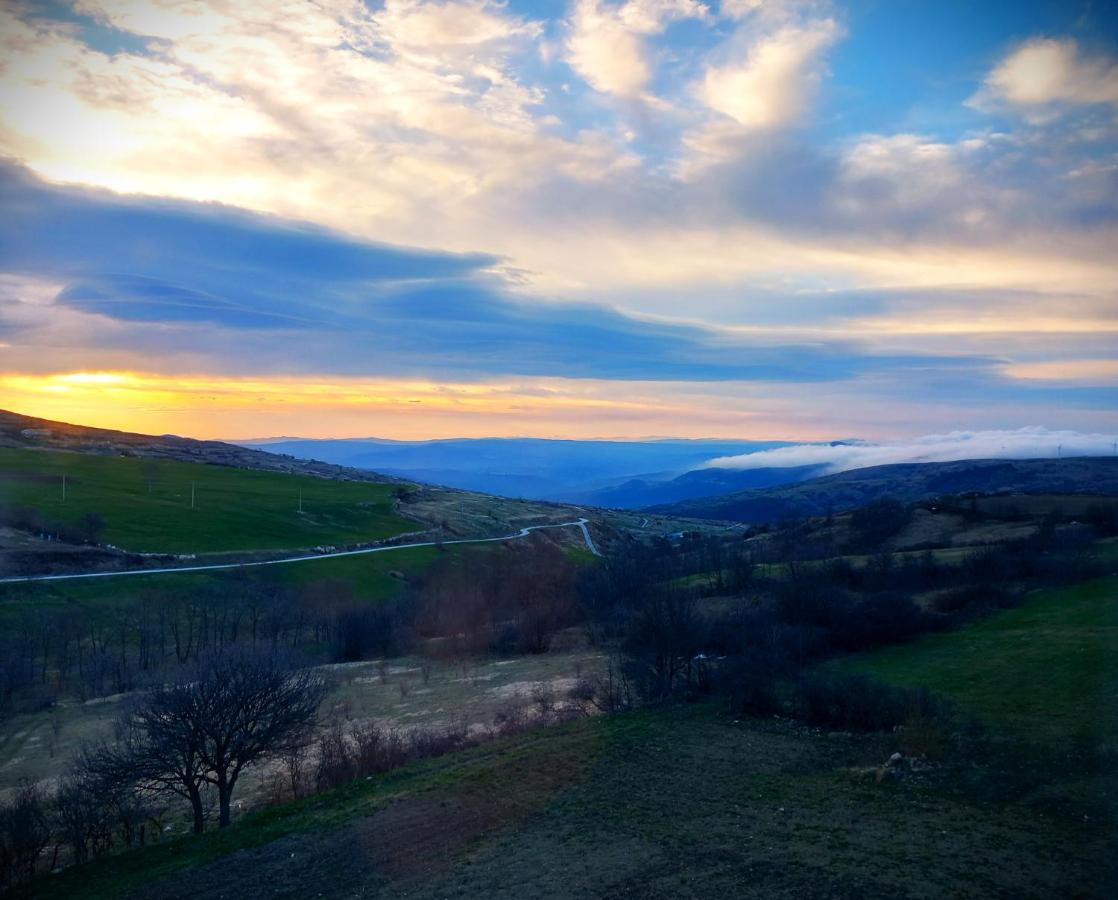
[0,0,1115,439]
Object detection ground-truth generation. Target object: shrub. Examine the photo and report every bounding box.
[928,583,1017,615]
[834,592,928,651]
[718,657,782,718]
[795,674,941,732]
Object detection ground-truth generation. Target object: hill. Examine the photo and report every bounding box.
[0,445,413,555]
[833,575,1118,748]
[0,410,400,484]
[574,463,824,508]
[650,456,1118,522]
[0,411,720,576]
[0,411,599,575]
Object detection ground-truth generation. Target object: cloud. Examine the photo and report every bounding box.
[704,427,1118,473]
[975,38,1118,114]
[699,18,839,129]
[0,162,986,384]
[373,0,541,54]
[0,1,1115,441]
[565,0,707,98]
[2,0,1115,323]
[0,0,623,249]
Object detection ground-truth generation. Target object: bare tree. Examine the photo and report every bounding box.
[187,651,325,827]
[0,782,51,888]
[84,696,210,835]
[89,650,325,832]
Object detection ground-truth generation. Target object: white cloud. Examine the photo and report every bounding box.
[0,0,1116,370]
[565,0,707,98]
[699,18,837,130]
[0,1,631,243]
[705,428,1118,473]
[974,37,1118,114]
[833,134,974,229]
[375,0,540,52]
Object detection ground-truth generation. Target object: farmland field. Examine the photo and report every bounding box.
[0,447,415,554]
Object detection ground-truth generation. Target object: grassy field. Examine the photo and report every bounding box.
[0,447,414,554]
[832,576,1118,747]
[20,704,1110,900]
[0,543,449,627]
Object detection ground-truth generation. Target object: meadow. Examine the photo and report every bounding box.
[833,575,1118,747]
[0,447,414,554]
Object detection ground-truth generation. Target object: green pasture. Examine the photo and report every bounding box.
[0,447,414,553]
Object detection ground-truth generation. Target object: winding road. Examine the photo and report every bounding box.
[0,518,602,585]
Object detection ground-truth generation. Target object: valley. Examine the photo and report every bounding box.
[2,414,1117,898]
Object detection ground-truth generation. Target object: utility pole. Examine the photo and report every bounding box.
[191,481,195,510]
[61,472,66,503]
[298,490,303,514]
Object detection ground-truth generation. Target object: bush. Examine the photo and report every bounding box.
[834,592,928,651]
[795,674,941,732]
[718,656,782,718]
[313,721,472,793]
[928,583,1017,615]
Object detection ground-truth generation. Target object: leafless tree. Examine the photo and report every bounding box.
[187,651,325,827]
[88,649,325,832]
[0,782,51,888]
[84,696,210,835]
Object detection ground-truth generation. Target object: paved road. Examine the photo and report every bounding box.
[0,518,602,585]
[574,519,601,556]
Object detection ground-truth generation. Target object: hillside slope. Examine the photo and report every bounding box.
[651,456,1118,522]
[22,703,1111,900]
[0,446,413,555]
[0,411,613,571]
[1,409,401,484]
[571,463,824,508]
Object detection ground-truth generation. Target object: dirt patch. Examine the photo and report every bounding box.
[362,737,591,884]
[128,729,595,900]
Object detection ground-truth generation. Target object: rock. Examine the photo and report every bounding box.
[887,752,904,767]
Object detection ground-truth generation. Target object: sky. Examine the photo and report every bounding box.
[0,0,1116,441]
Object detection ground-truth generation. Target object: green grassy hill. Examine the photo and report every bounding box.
[832,575,1118,748]
[0,447,415,554]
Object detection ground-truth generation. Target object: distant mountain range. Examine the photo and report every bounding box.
[236,437,805,506]
[648,457,1118,522]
